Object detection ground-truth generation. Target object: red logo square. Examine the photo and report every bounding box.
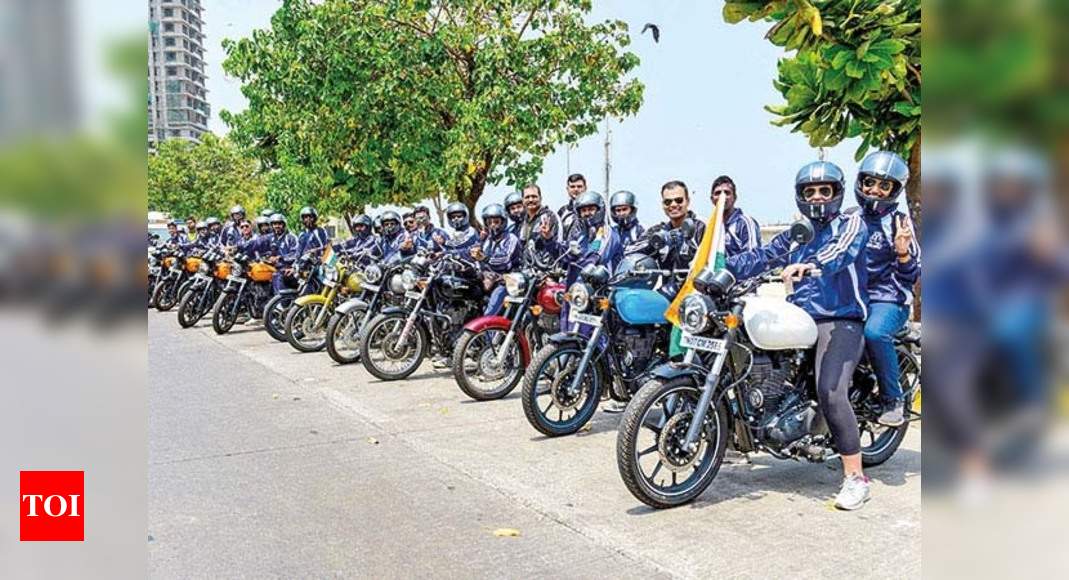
[20,471,84,541]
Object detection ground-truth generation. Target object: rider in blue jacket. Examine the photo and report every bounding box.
[471,204,522,316]
[711,175,763,255]
[291,206,331,262]
[412,206,448,253]
[853,151,920,427]
[376,211,407,261]
[726,161,872,511]
[338,214,379,260]
[504,192,526,238]
[441,203,481,256]
[220,205,246,247]
[269,213,300,293]
[605,191,645,269]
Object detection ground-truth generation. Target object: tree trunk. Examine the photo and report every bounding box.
[907,137,921,321]
[430,191,446,228]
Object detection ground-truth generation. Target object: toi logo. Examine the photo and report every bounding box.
[20,471,84,541]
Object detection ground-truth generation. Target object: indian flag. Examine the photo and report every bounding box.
[664,194,727,327]
[321,242,338,268]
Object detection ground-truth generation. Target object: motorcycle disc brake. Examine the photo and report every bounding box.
[658,412,703,473]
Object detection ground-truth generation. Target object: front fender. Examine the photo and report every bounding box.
[463,315,532,364]
[336,298,370,316]
[295,294,329,307]
[545,331,588,349]
[648,361,707,384]
[378,306,410,317]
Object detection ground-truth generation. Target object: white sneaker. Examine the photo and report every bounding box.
[834,474,871,511]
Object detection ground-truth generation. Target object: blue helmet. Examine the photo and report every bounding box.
[609,190,637,227]
[575,191,605,231]
[855,151,909,215]
[794,161,846,222]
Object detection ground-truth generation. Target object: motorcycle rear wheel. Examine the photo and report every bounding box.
[211,293,239,335]
[359,312,426,381]
[616,377,728,509]
[262,294,292,342]
[453,327,523,401]
[521,343,603,437]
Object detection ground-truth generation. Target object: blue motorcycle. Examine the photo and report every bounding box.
[520,255,686,437]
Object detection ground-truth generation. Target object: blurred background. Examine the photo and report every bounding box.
[923,0,1069,577]
[0,0,146,577]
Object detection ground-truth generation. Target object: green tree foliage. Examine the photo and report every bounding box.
[221,0,644,214]
[723,0,920,211]
[148,133,267,219]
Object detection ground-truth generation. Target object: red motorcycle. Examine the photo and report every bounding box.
[451,250,567,401]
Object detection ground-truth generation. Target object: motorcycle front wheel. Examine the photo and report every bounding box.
[152,278,179,312]
[616,377,728,509]
[453,327,524,401]
[359,312,426,381]
[176,286,209,328]
[284,302,328,353]
[325,310,366,365]
[262,294,292,342]
[211,293,239,335]
[521,343,603,437]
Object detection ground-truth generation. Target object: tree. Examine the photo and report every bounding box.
[221,0,644,215]
[722,0,920,219]
[148,133,267,219]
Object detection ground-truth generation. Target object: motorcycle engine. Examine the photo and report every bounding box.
[613,326,662,380]
[743,353,820,448]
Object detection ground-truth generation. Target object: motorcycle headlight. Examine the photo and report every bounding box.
[198,262,209,274]
[680,294,714,334]
[401,268,418,291]
[568,282,592,312]
[232,263,244,277]
[363,264,383,285]
[387,272,405,294]
[323,265,338,282]
[503,273,527,297]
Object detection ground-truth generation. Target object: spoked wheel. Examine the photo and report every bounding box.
[263,294,292,342]
[152,279,179,311]
[453,327,524,401]
[616,378,729,509]
[285,302,328,353]
[521,343,603,437]
[326,310,366,365]
[176,287,209,328]
[359,312,427,381]
[211,293,239,335]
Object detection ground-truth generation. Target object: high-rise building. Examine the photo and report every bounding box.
[148,0,210,147]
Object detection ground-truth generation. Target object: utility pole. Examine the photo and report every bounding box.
[603,117,611,195]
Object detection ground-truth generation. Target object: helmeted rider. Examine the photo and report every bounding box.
[338,214,380,263]
[711,175,762,255]
[726,160,871,511]
[854,151,920,428]
[221,204,246,246]
[625,180,706,299]
[441,202,480,255]
[181,221,211,252]
[375,211,407,261]
[551,191,618,332]
[204,217,224,248]
[254,216,271,237]
[470,204,522,316]
[504,192,525,238]
[411,205,448,253]
[292,206,331,262]
[607,190,646,266]
[268,213,300,293]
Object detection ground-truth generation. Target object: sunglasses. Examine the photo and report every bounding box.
[240,224,251,229]
[862,176,896,194]
[662,196,686,207]
[801,185,835,200]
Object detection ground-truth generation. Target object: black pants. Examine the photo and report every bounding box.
[815,319,865,456]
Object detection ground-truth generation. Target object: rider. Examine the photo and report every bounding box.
[185,217,198,242]
[338,214,379,259]
[268,213,300,293]
[204,217,224,248]
[235,219,273,260]
[376,211,407,261]
[412,205,448,253]
[712,175,763,254]
[854,151,919,427]
[181,221,211,253]
[254,216,272,237]
[441,202,481,256]
[504,192,525,238]
[221,205,246,246]
[165,220,185,246]
[608,190,646,250]
[558,173,587,241]
[522,184,561,264]
[293,206,331,261]
[726,160,871,511]
[470,204,522,316]
[625,180,706,299]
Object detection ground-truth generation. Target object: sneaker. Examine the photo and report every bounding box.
[602,401,627,414]
[834,474,871,511]
[878,400,905,427]
[432,356,451,369]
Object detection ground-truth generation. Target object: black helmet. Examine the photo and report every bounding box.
[299,206,317,219]
[353,214,373,229]
[229,204,246,217]
[575,191,605,231]
[481,204,506,235]
[855,151,909,215]
[794,161,845,222]
[379,210,401,236]
[445,202,469,230]
[609,190,637,227]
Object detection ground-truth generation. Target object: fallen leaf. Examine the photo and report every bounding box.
[271,393,279,400]
[438,407,449,415]
[366,437,379,445]
[492,528,521,538]
[577,424,592,433]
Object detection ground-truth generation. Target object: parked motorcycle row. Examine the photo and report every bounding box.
[149,218,920,510]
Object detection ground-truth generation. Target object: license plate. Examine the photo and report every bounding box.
[324,280,336,287]
[504,296,525,304]
[405,291,423,301]
[362,283,379,292]
[569,311,602,328]
[680,333,726,353]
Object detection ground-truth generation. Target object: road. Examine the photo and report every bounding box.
[148,310,921,579]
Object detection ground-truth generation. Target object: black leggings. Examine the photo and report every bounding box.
[815,320,864,455]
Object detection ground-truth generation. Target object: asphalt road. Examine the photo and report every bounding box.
[148,310,921,579]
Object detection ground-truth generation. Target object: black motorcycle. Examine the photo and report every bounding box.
[615,222,918,509]
[210,252,277,334]
[358,251,486,380]
[150,244,192,312]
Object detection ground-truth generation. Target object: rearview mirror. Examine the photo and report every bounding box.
[788,220,815,245]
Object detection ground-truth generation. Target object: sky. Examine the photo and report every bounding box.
[200,0,864,226]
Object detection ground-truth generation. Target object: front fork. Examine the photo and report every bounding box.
[397,291,427,345]
[311,287,336,329]
[682,305,744,451]
[492,299,530,367]
[567,320,604,394]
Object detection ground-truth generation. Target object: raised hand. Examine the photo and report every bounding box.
[894,214,914,257]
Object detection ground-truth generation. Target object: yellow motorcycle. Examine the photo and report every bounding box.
[283,252,362,352]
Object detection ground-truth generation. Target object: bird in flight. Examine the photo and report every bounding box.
[641,23,660,43]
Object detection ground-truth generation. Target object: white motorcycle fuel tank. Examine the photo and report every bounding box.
[741,296,818,351]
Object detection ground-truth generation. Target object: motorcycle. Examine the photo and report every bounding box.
[324,253,410,365]
[359,251,486,381]
[451,246,567,401]
[175,247,228,328]
[150,245,192,312]
[615,221,917,509]
[283,252,363,352]
[261,253,322,343]
[147,245,164,307]
[210,251,277,334]
[520,255,687,436]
